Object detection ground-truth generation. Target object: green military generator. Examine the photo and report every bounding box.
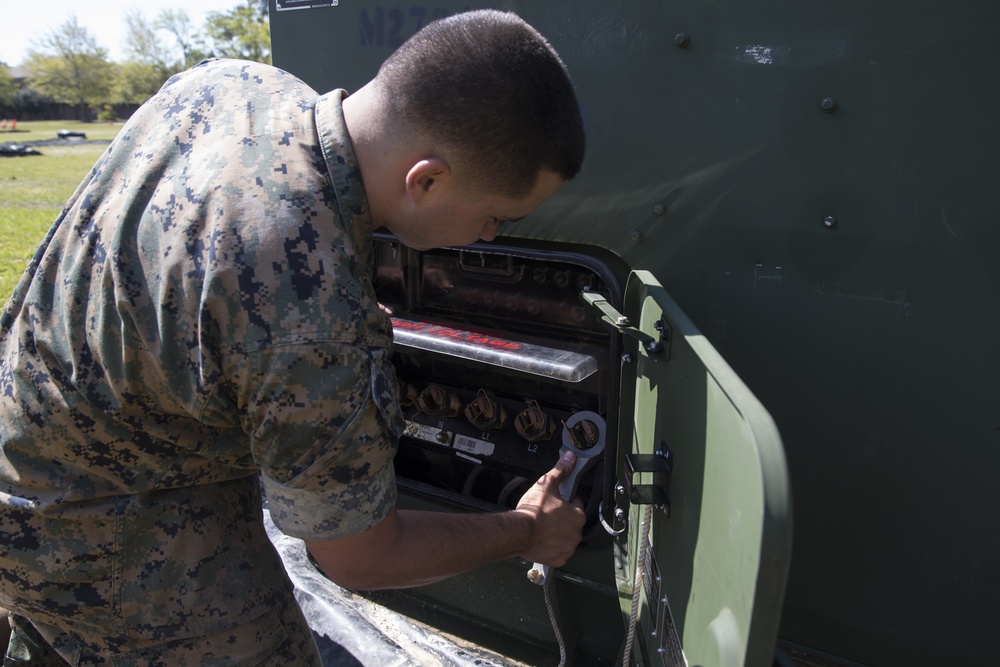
[269,2,1000,666]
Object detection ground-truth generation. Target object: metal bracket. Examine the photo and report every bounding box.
[651,317,671,359]
[581,291,669,356]
[623,448,672,515]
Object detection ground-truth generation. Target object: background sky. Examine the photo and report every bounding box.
[0,0,246,67]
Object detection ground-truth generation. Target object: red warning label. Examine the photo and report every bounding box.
[391,319,523,351]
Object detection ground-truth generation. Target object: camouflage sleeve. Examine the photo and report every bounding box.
[246,342,402,541]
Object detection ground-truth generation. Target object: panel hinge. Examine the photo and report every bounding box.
[581,290,670,356]
[623,448,673,515]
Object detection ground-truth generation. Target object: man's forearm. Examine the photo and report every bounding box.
[305,450,584,590]
[308,508,535,590]
[394,508,536,586]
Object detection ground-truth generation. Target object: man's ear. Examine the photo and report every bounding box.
[405,158,452,205]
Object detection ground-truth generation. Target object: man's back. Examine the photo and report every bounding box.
[0,58,396,644]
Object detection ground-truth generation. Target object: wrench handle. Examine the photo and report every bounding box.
[527,411,606,586]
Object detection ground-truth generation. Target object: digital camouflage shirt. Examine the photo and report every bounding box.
[0,59,403,643]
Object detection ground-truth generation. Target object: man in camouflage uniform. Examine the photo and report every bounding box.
[0,10,586,666]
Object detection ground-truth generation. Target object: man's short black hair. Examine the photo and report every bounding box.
[376,10,585,197]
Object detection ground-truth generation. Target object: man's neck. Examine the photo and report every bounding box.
[342,83,398,231]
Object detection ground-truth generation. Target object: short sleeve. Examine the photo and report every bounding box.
[247,342,403,540]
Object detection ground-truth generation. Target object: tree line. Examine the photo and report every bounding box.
[0,0,270,122]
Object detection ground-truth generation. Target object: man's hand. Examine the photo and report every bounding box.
[306,450,587,589]
[512,449,586,566]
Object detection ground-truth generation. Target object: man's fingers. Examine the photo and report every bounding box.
[549,448,576,480]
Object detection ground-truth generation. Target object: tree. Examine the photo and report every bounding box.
[114,7,173,105]
[204,0,271,64]
[25,14,113,121]
[122,7,171,70]
[114,61,170,107]
[0,65,16,113]
[156,9,210,70]
[12,85,52,119]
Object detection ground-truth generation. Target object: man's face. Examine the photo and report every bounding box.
[392,169,565,251]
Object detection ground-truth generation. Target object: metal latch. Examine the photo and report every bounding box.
[623,448,672,515]
[581,290,670,356]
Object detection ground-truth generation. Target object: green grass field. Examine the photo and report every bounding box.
[0,120,122,300]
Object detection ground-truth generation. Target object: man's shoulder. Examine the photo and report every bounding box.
[164,58,319,104]
[178,58,300,82]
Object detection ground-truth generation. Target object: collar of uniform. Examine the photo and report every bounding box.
[315,89,373,263]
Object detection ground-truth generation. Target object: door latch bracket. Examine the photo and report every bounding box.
[623,448,672,515]
[581,291,669,356]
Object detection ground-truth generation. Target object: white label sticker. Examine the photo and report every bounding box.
[403,421,451,446]
[453,434,495,458]
[276,0,338,11]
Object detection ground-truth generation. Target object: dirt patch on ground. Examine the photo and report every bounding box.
[1,138,112,156]
[20,138,112,147]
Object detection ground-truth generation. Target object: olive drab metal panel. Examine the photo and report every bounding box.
[271,0,1000,664]
[608,271,791,667]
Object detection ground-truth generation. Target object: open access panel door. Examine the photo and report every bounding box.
[607,271,792,667]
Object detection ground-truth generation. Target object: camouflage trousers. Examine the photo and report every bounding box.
[0,476,323,666]
[3,593,322,666]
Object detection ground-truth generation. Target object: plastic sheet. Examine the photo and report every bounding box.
[263,509,526,667]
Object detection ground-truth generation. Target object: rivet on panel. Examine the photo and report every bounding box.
[674,32,690,48]
[820,97,838,113]
[824,215,837,228]
[630,230,643,242]
[653,204,665,215]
